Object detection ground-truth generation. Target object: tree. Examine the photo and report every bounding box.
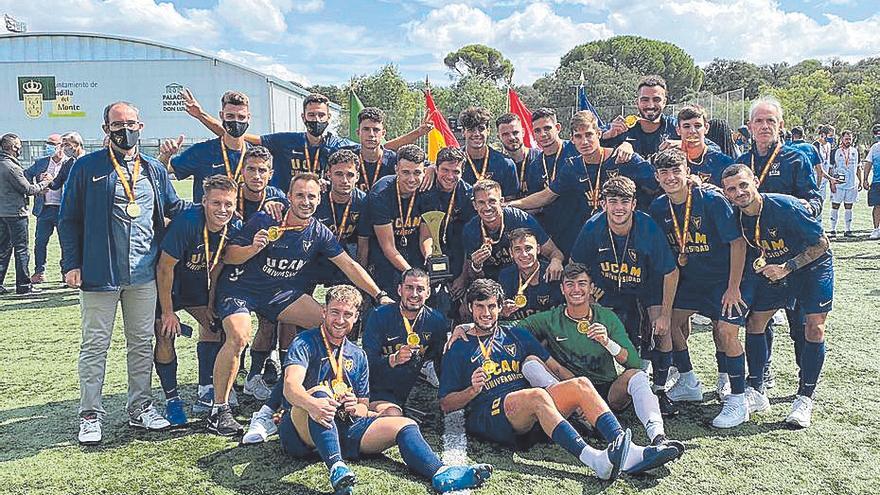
[444,44,515,85]
[762,69,836,132]
[560,35,703,102]
[347,64,422,140]
[432,74,506,128]
[702,58,767,99]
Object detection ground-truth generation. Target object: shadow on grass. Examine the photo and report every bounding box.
[197,444,325,495]
[0,289,80,311]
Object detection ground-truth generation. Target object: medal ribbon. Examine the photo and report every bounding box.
[750,142,782,188]
[238,187,265,217]
[396,180,417,235]
[583,148,606,210]
[359,148,384,190]
[480,214,505,246]
[607,227,632,290]
[516,264,541,298]
[517,154,528,192]
[203,223,228,291]
[563,305,593,327]
[668,184,693,257]
[739,200,765,258]
[542,147,561,186]
[220,139,246,182]
[320,325,346,385]
[441,184,458,242]
[330,197,352,241]
[303,145,321,173]
[477,327,498,364]
[466,150,489,181]
[401,307,422,339]
[107,147,141,209]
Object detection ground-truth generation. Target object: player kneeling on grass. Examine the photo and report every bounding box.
[279,285,492,494]
[516,263,684,454]
[439,279,680,482]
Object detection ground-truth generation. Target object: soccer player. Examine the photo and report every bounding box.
[458,107,520,198]
[647,149,755,426]
[351,107,397,192]
[497,228,562,321]
[462,179,564,283]
[517,263,684,451]
[440,279,679,480]
[361,268,448,416]
[236,146,287,221]
[721,164,833,428]
[568,176,680,415]
[154,175,242,425]
[813,125,836,217]
[601,75,680,161]
[368,144,432,296]
[828,130,861,238]
[158,91,251,202]
[209,172,393,436]
[509,110,658,255]
[676,104,734,186]
[279,285,492,493]
[495,112,541,197]
[863,123,880,239]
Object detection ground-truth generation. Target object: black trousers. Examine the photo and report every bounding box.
[0,216,31,290]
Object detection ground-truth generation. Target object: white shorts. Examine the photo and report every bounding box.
[831,187,857,204]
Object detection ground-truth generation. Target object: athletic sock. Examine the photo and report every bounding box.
[155,358,179,400]
[622,443,647,471]
[830,208,839,230]
[627,371,664,441]
[196,341,222,387]
[211,402,228,416]
[798,341,826,397]
[578,444,612,476]
[727,353,746,395]
[715,351,727,374]
[745,333,768,390]
[594,411,625,443]
[266,380,285,411]
[651,350,672,391]
[307,391,343,470]
[249,350,269,380]
[551,420,590,457]
[672,349,693,374]
[791,324,806,374]
[765,324,774,367]
[396,424,444,478]
[845,209,853,231]
[257,404,275,418]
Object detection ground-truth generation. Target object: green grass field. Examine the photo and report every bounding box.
[1,181,879,494]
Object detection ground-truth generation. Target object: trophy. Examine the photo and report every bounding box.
[421,211,453,283]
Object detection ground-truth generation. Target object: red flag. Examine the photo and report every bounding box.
[508,88,536,149]
[425,88,459,162]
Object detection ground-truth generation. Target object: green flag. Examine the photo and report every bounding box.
[349,89,364,142]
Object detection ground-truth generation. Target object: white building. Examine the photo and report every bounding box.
[0,32,341,160]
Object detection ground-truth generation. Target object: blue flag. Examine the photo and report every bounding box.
[578,85,607,130]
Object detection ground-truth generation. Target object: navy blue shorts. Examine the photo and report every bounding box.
[674,276,756,326]
[370,388,406,407]
[465,396,544,449]
[752,257,833,314]
[278,409,377,460]
[868,183,880,206]
[214,285,306,323]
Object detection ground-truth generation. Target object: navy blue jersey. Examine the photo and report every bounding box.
[283,328,369,399]
[261,132,356,192]
[689,148,734,187]
[498,260,563,320]
[648,187,740,285]
[602,115,680,161]
[548,151,658,253]
[510,147,543,197]
[524,141,578,194]
[791,140,822,167]
[570,211,676,308]
[219,213,343,292]
[160,205,242,301]
[461,147,519,198]
[306,189,371,286]
[739,193,829,266]
[238,185,287,223]
[172,138,248,202]
[420,179,477,278]
[439,325,550,415]
[735,144,821,215]
[344,145,398,192]
[362,303,449,401]
[462,207,549,280]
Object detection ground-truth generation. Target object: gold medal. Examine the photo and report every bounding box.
[624,115,639,128]
[482,360,498,375]
[514,294,527,308]
[126,202,141,218]
[577,320,591,334]
[753,255,767,272]
[669,185,692,268]
[565,306,594,335]
[406,332,421,347]
[678,253,688,267]
[331,380,350,400]
[399,235,408,247]
[267,225,281,241]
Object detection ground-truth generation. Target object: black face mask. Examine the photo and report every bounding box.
[304,120,329,138]
[223,120,249,138]
[110,128,139,150]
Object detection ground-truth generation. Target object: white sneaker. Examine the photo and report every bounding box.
[745,386,770,414]
[716,373,731,402]
[243,374,272,402]
[78,414,102,444]
[421,361,440,388]
[712,393,749,428]
[665,366,680,390]
[666,373,704,402]
[771,309,786,326]
[785,395,813,429]
[870,228,880,240]
[129,403,171,430]
[242,410,278,444]
[691,313,712,326]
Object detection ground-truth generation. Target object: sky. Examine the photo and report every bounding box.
[3,0,878,87]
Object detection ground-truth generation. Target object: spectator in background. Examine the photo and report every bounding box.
[707,118,740,158]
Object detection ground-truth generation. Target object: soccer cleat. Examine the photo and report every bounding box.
[844,231,854,238]
[785,395,813,429]
[656,391,679,417]
[665,366,679,390]
[243,374,272,402]
[30,272,45,284]
[712,393,749,428]
[164,397,188,426]
[329,462,356,495]
[716,373,731,402]
[828,230,837,239]
[242,410,278,444]
[432,464,494,492]
[192,388,214,415]
[651,434,685,457]
[666,375,704,402]
[263,355,280,385]
[78,413,102,445]
[624,443,681,475]
[745,386,770,414]
[600,428,631,481]
[207,405,244,437]
[763,366,776,389]
[129,403,171,430]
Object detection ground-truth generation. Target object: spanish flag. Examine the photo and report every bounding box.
[424,88,459,163]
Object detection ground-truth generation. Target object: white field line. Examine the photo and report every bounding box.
[441,409,471,495]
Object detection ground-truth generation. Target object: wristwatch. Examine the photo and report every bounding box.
[373,290,389,304]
